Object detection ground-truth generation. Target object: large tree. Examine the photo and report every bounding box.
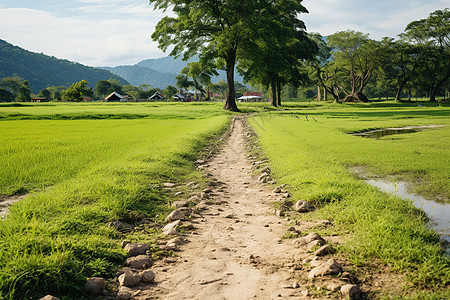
[150,0,312,111]
[238,0,315,107]
[404,9,449,101]
[327,30,381,102]
[61,80,93,102]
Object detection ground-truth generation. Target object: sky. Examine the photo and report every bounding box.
[0,0,448,67]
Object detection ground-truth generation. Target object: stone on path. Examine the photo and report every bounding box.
[125,255,153,269]
[163,220,180,235]
[163,182,176,188]
[314,245,333,256]
[294,200,310,212]
[166,209,185,222]
[39,296,60,300]
[308,258,342,279]
[140,269,156,283]
[124,243,150,256]
[341,284,362,299]
[85,277,105,296]
[304,232,326,244]
[306,240,325,252]
[118,271,142,287]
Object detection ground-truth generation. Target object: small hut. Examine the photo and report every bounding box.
[104,91,125,102]
[149,92,165,101]
[173,94,186,101]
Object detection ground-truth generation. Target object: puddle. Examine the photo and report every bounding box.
[353,168,449,253]
[352,125,444,139]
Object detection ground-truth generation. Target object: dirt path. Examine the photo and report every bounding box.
[118,116,388,299]
[147,116,301,299]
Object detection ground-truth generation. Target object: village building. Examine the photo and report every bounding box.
[149,91,165,101]
[104,91,126,102]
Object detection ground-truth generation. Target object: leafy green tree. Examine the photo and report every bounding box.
[404,9,449,101]
[150,0,311,110]
[61,80,93,102]
[178,60,219,100]
[163,85,178,100]
[94,80,113,99]
[38,88,51,101]
[122,85,141,100]
[0,76,23,99]
[211,79,227,99]
[17,80,31,102]
[0,88,14,102]
[46,85,65,101]
[238,0,315,106]
[327,30,381,102]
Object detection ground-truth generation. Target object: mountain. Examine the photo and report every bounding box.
[0,39,129,93]
[104,56,245,89]
[103,65,177,88]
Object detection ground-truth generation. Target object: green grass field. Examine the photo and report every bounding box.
[248,101,449,291]
[0,103,232,299]
[0,101,448,299]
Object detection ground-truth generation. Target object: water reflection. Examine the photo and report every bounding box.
[352,125,444,139]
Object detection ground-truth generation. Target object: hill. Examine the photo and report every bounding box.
[105,56,245,89]
[103,65,177,88]
[0,39,129,93]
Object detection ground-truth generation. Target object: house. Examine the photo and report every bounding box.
[149,91,165,101]
[173,94,186,101]
[104,91,126,102]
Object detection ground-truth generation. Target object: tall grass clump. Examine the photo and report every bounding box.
[0,110,230,299]
[248,102,449,288]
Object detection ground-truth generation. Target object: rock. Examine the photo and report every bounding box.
[341,284,362,299]
[167,237,186,246]
[275,209,285,217]
[314,245,333,256]
[85,277,105,296]
[124,243,150,256]
[108,221,134,231]
[294,200,310,212]
[189,195,201,203]
[162,220,180,235]
[39,296,59,300]
[118,271,142,287]
[121,240,131,248]
[202,188,213,193]
[174,191,183,196]
[163,182,176,188]
[140,269,156,283]
[273,186,282,193]
[326,282,341,291]
[291,237,307,247]
[292,281,300,289]
[258,173,269,182]
[166,209,185,222]
[125,255,153,269]
[304,232,326,244]
[308,258,342,279]
[307,240,325,252]
[282,192,290,198]
[117,290,131,300]
[171,200,187,208]
[186,181,196,187]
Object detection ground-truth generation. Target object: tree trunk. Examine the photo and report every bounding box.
[277,81,281,106]
[395,81,406,101]
[317,85,321,102]
[223,50,239,111]
[323,87,327,101]
[271,81,277,107]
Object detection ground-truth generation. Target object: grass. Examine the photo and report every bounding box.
[248,101,449,291]
[0,103,231,299]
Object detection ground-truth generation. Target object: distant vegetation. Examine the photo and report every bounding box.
[0,39,128,93]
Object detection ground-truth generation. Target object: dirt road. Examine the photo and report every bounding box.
[121,116,381,299]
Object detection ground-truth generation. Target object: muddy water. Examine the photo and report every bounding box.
[363,177,449,252]
[352,125,444,139]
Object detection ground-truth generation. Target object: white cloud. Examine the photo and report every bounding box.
[0,0,447,67]
[0,6,167,66]
[301,0,449,39]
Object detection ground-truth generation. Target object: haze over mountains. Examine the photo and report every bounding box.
[0,38,244,94]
